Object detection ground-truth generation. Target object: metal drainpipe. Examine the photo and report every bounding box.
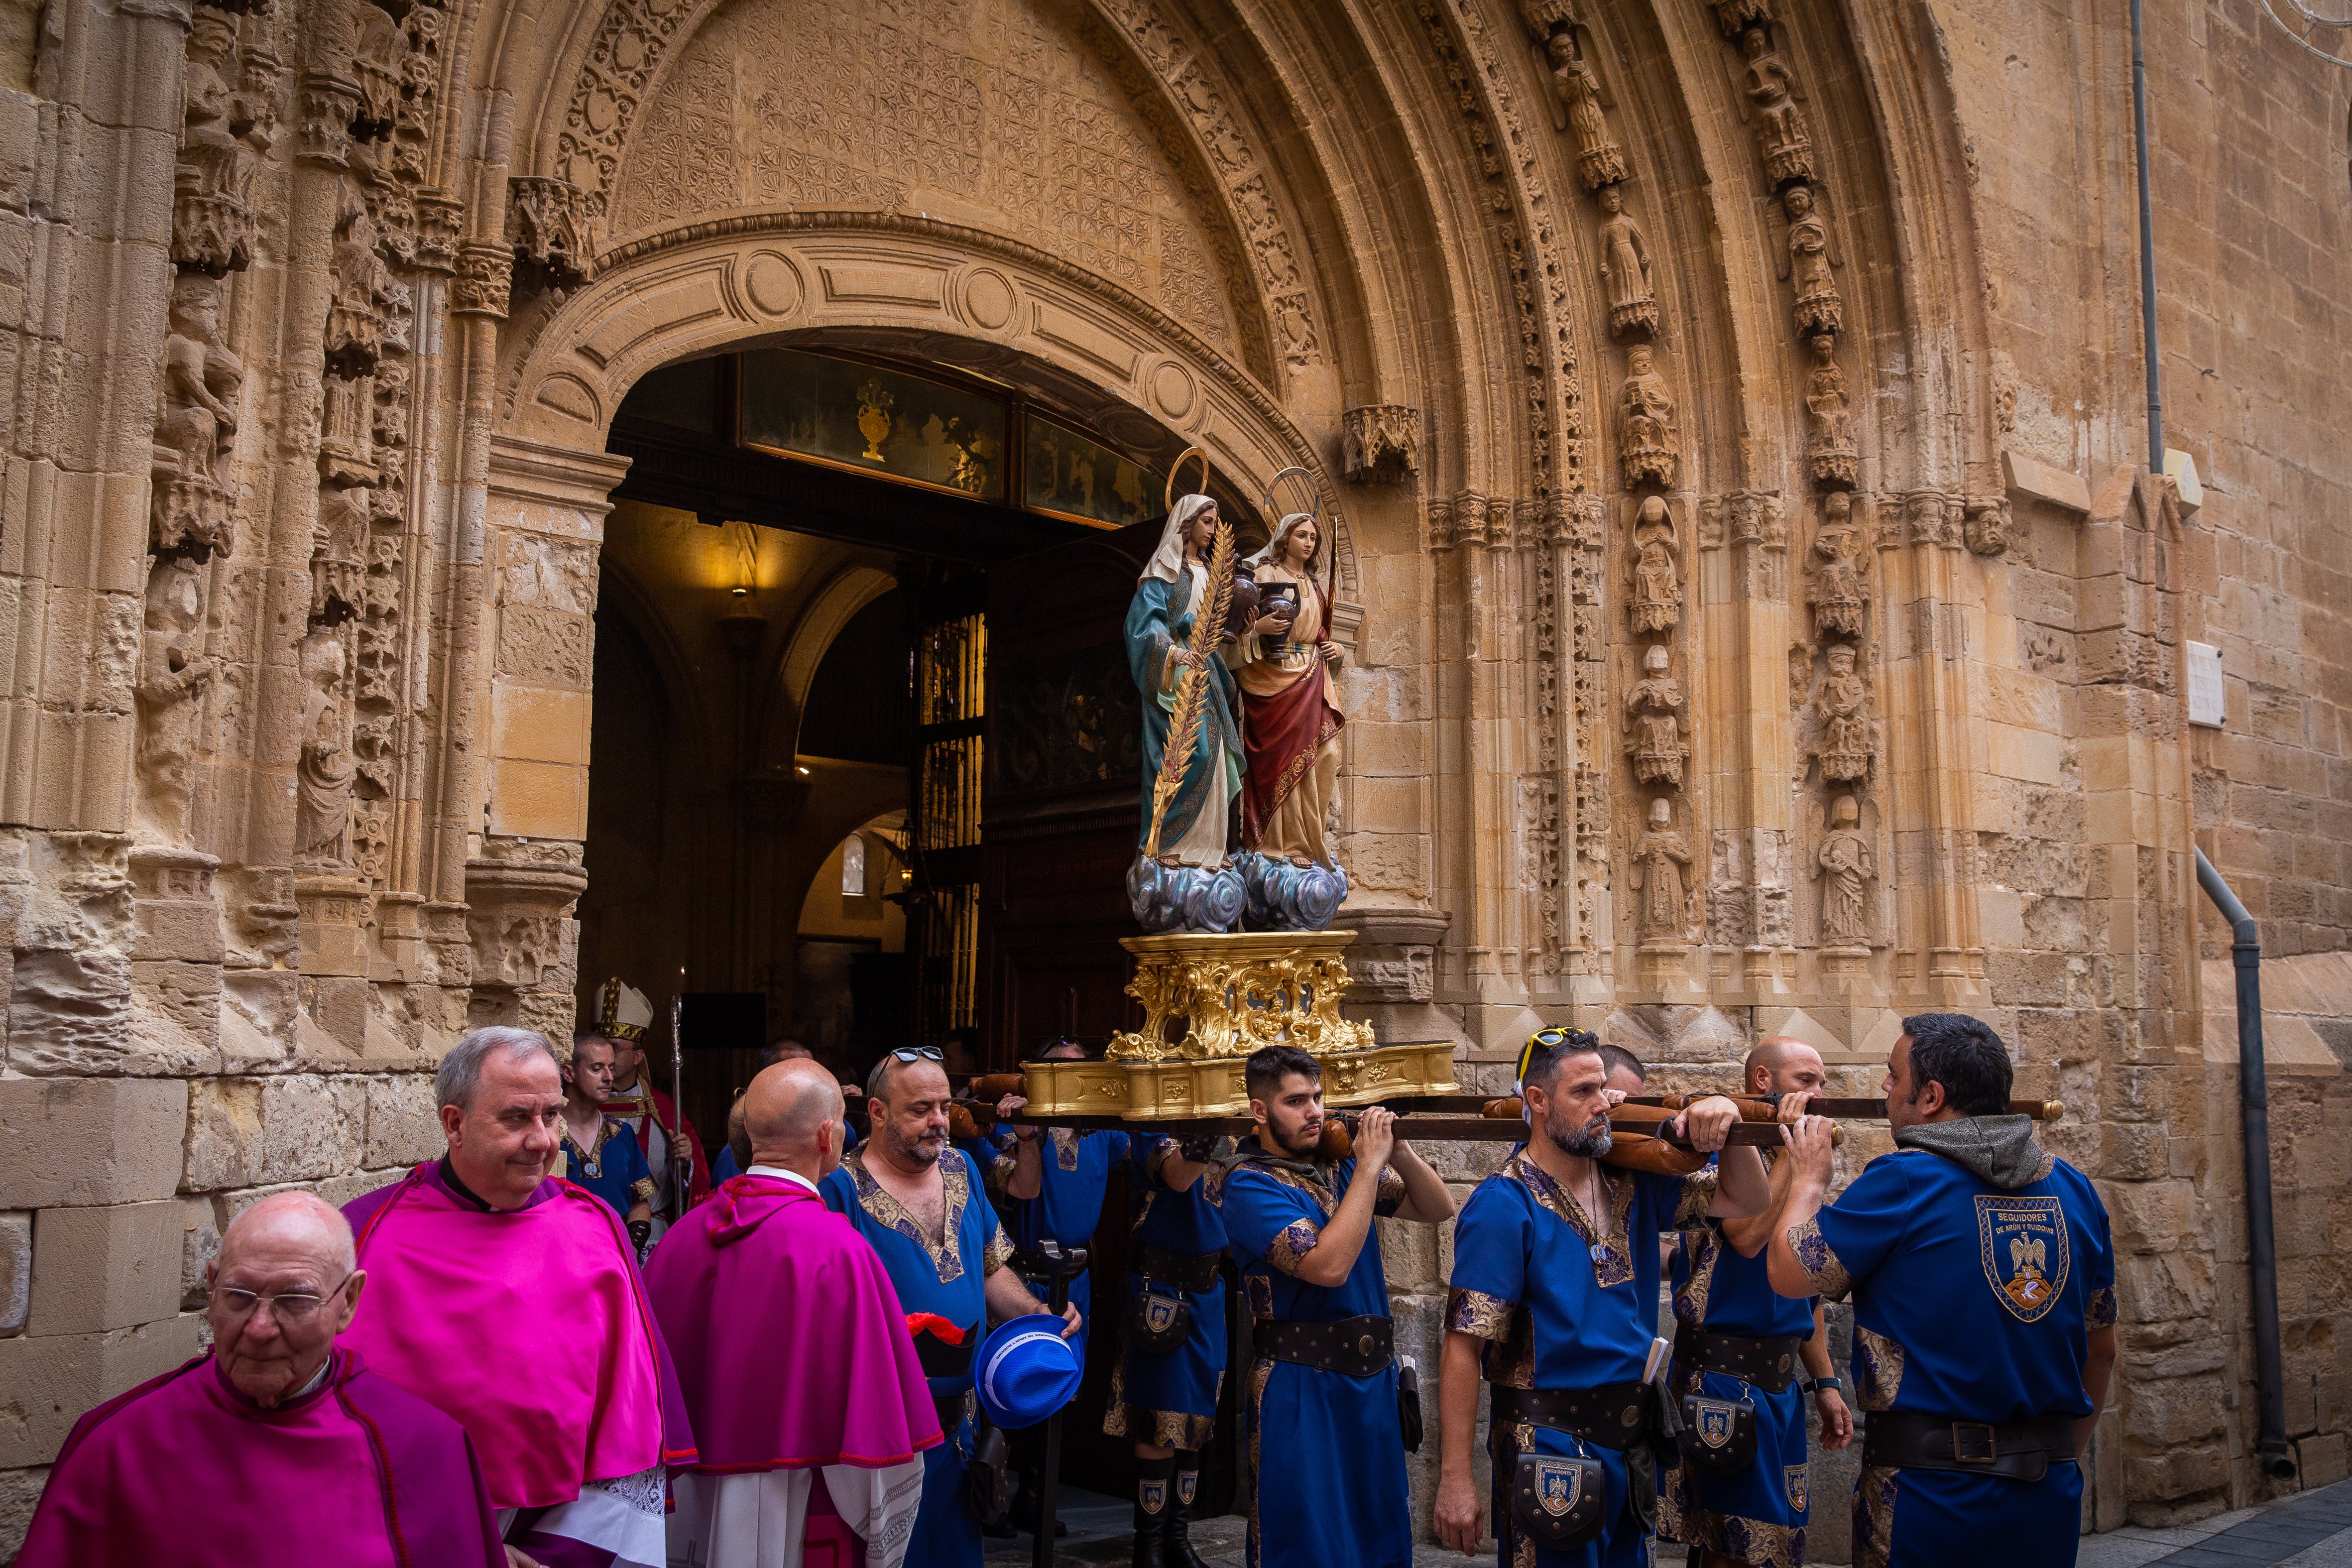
[2131,0,2165,472]
[2194,848,2297,1476]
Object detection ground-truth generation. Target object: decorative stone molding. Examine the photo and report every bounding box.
[463,854,589,992]
[452,241,513,319]
[508,176,596,297]
[413,190,464,275]
[1331,907,1451,1003]
[1964,493,2011,556]
[298,70,361,168]
[1342,405,1420,483]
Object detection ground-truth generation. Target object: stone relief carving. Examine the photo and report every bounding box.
[1905,488,1960,548]
[295,632,356,870]
[453,241,514,318]
[1812,793,1875,947]
[1595,184,1657,338]
[1712,0,1773,35]
[1965,493,2012,557]
[1617,345,1678,490]
[1624,644,1689,787]
[1630,794,1692,944]
[1738,26,1813,187]
[1536,28,1628,190]
[175,14,261,277]
[151,273,243,562]
[508,176,596,297]
[1809,641,1876,784]
[1780,184,1842,337]
[1804,333,1857,486]
[1342,405,1422,482]
[1627,496,1681,633]
[1806,492,1869,639]
[325,186,398,378]
[134,558,217,844]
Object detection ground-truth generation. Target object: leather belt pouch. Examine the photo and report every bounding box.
[1254,1314,1394,1377]
[967,1417,1011,1525]
[1128,1281,1193,1354]
[1678,1392,1760,1475]
[1133,1243,1222,1294]
[1674,1326,1804,1394]
[1489,1382,1652,1452]
[1863,1410,2077,1483]
[1509,1450,1606,1552]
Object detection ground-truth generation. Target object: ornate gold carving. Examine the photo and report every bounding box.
[1104,931,1373,1062]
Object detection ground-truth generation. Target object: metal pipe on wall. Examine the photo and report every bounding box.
[2195,848,2297,1475]
[2130,0,2165,473]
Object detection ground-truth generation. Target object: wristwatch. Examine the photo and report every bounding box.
[1803,1376,1842,1395]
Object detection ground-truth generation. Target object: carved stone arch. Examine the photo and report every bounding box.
[494,211,1360,602]
[756,563,899,774]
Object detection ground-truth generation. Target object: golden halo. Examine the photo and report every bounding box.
[1263,465,1321,523]
[1163,446,1210,513]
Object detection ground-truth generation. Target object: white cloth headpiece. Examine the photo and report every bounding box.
[1140,494,1219,585]
[1245,512,1320,573]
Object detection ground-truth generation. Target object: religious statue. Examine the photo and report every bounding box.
[1814,642,1874,783]
[311,485,369,625]
[1807,492,1869,639]
[152,272,243,561]
[1628,496,1682,634]
[295,632,356,868]
[1595,184,1657,338]
[1781,184,1843,337]
[134,557,216,843]
[1623,643,1689,787]
[173,13,257,276]
[1617,344,1679,489]
[1742,26,1814,186]
[1629,794,1692,943]
[1815,794,1874,946]
[325,186,394,379]
[1804,334,1858,486]
[1539,31,1627,189]
[1233,512,1346,870]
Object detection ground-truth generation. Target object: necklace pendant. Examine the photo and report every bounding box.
[1590,1242,1610,1263]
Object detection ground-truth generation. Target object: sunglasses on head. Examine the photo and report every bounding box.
[1517,1026,1600,1089]
[889,1046,944,1064]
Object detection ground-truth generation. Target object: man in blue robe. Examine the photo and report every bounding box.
[1768,1014,2117,1568]
[558,1032,655,1231]
[1661,1037,1855,1568]
[1210,1044,1456,1568]
[1434,1027,1769,1568]
[821,1045,1080,1568]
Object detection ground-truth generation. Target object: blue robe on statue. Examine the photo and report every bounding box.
[1212,1147,1409,1568]
[991,1124,1128,1365]
[1106,1134,1227,1451]
[1661,1180,1818,1568]
[1789,1133,2116,1568]
[821,1145,1011,1568]
[1125,549,1242,862]
[1447,1148,1719,1568]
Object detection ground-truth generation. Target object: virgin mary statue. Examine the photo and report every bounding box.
[1233,511,1345,868]
[1124,493,1243,869]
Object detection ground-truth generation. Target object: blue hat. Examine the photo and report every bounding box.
[975,1315,1082,1430]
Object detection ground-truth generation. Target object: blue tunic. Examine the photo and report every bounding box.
[1447,1149,1715,1568]
[709,1116,857,1182]
[1125,569,1242,852]
[1213,1149,1408,1568]
[1791,1142,2117,1568]
[558,1116,654,1220]
[1107,1135,1227,1451]
[821,1146,1012,1568]
[1661,1202,1818,1568]
[993,1125,1129,1366]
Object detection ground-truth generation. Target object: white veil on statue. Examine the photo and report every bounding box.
[1245,511,1319,573]
[1141,493,1219,585]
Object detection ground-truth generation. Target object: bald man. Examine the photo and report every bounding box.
[649,1060,942,1568]
[1660,1037,1852,1568]
[21,1193,502,1567]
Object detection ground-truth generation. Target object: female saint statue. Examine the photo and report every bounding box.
[1595,184,1657,337]
[1233,512,1346,869]
[1629,795,1692,943]
[1124,494,1245,868]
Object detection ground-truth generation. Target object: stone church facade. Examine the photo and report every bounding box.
[0,0,2345,1551]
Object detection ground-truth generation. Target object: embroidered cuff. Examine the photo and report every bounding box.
[984,1224,1014,1273]
[1788,1216,1852,1299]
[1445,1286,1516,1341]
[1671,1167,1721,1228]
[629,1177,657,1204]
[1375,1165,1407,1217]
[1265,1218,1321,1276]
[2087,1286,2117,1329]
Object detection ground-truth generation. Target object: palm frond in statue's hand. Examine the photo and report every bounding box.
[1145,521,1236,859]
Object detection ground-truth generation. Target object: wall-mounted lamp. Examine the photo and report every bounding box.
[726,519,760,599]
[796,764,812,776]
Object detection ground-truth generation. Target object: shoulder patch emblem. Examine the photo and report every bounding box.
[1975,1194,2070,1323]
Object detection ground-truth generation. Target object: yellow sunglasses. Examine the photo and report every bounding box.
[1516,1026,1600,1088]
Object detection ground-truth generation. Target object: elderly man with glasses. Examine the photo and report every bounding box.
[821,1043,1081,1568]
[19,1191,503,1566]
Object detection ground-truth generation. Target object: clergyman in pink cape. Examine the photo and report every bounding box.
[648,1059,943,1568]
[19,1192,502,1568]
[342,1026,697,1568]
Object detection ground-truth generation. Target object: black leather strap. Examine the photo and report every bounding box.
[1673,1326,1805,1394]
[1134,1243,1222,1295]
[1253,1315,1393,1377]
[1862,1410,2077,1482]
[1489,1382,1654,1452]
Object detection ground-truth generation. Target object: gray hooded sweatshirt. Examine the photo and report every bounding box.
[1892,1113,2054,1189]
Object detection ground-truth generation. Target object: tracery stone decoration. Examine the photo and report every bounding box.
[1343,405,1422,483]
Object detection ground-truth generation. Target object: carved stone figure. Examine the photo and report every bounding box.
[1595,184,1657,338]
[1807,492,1869,638]
[134,558,216,843]
[1781,184,1842,337]
[1966,494,2012,556]
[1540,31,1628,189]
[1815,793,1875,946]
[296,632,356,869]
[325,187,394,378]
[151,273,243,561]
[1628,495,1682,634]
[174,13,257,276]
[1906,489,1958,547]
[1742,27,1814,186]
[1624,643,1689,787]
[1617,344,1679,489]
[1804,334,1858,486]
[1814,642,1873,783]
[350,4,406,142]
[311,486,370,625]
[1629,794,1692,943]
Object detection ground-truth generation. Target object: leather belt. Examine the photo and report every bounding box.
[1253,1314,1393,1377]
[1863,1410,2078,1482]
[1488,1382,1653,1452]
[1673,1326,1805,1394]
[1134,1243,1222,1295]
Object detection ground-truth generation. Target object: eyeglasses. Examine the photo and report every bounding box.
[212,1273,354,1325]
[1517,1026,1599,1089]
[890,1047,945,1064]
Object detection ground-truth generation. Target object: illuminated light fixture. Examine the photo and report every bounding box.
[726,519,759,598]
[796,764,812,776]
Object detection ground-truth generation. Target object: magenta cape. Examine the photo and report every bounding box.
[18,1347,501,1568]
[646,1174,943,1471]
[342,1161,696,1507]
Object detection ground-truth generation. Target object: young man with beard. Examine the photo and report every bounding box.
[1434,1028,1769,1568]
[1207,1044,1456,1568]
[820,1046,1080,1568]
